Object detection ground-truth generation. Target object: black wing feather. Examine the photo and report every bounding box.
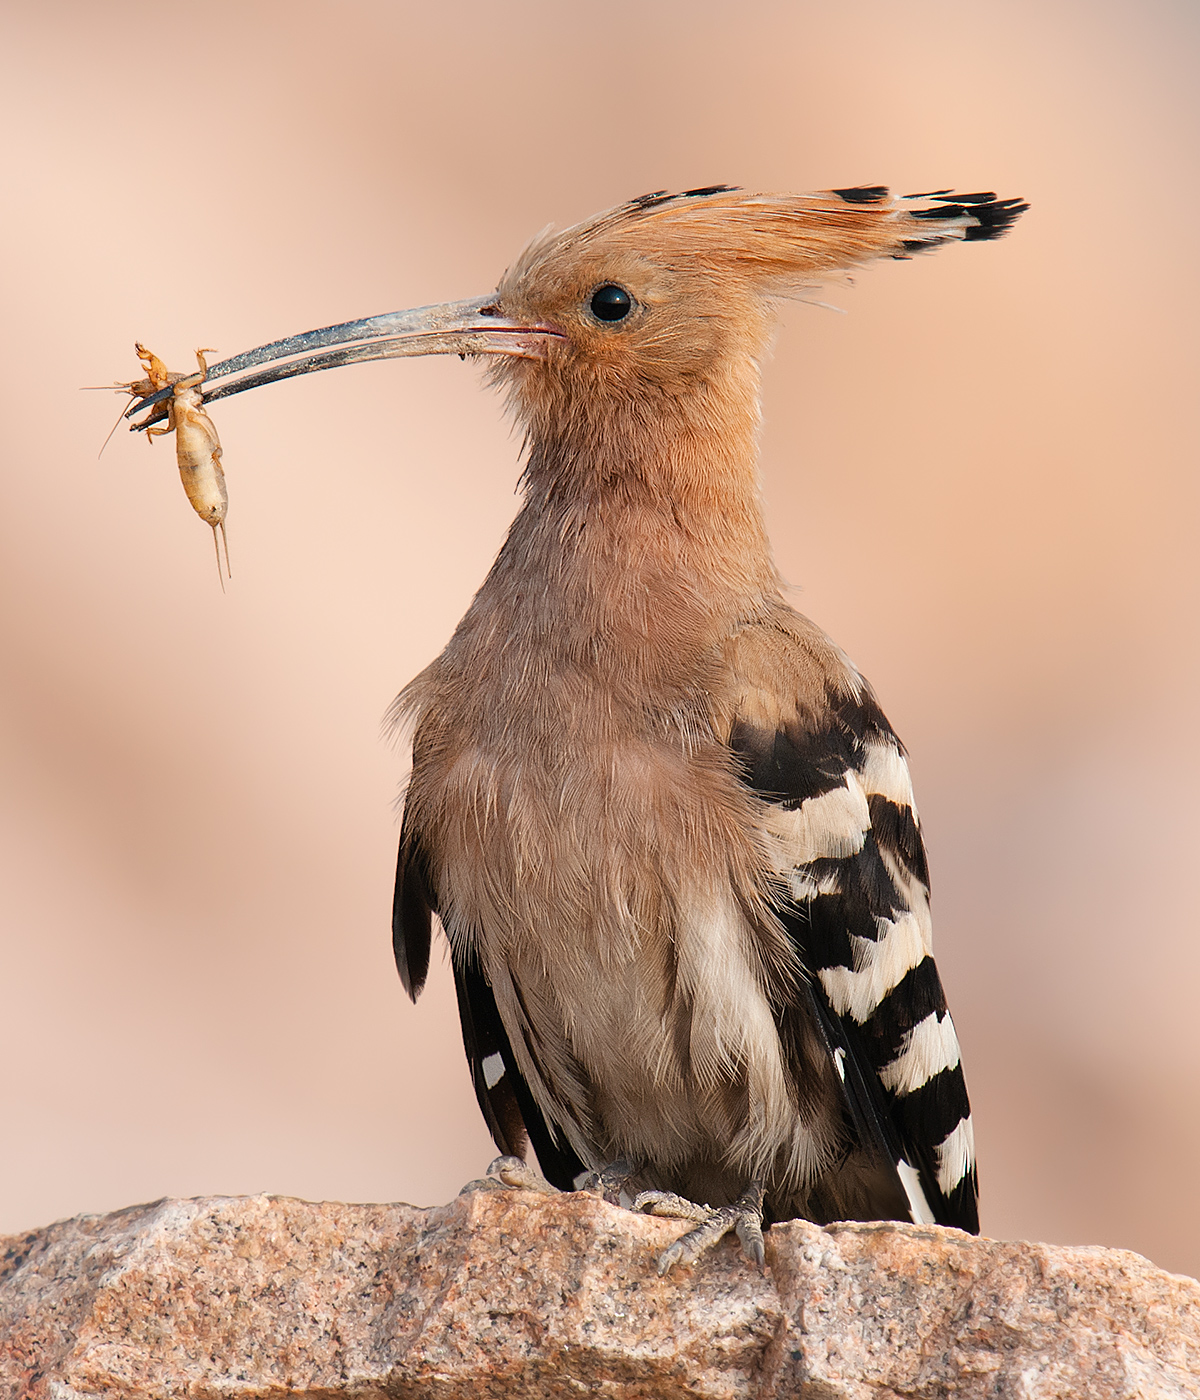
[453,954,586,1190]
[732,682,979,1233]
[393,819,586,1190]
[793,971,910,1178]
[392,816,433,1002]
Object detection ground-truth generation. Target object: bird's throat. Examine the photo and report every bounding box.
[480,408,778,685]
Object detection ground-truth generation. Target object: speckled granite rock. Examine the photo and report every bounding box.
[2,1189,1197,1398]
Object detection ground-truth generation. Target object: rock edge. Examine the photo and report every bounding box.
[2,1190,1198,1399]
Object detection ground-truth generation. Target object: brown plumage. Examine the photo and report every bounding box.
[175,184,1027,1264]
[392,185,1024,1236]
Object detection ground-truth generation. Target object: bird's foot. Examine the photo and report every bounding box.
[458,1154,561,1196]
[470,1155,640,1206]
[578,1157,637,1205]
[487,1154,561,1194]
[634,1179,766,1275]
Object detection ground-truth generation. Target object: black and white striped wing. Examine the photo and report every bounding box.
[731,681,979,1233]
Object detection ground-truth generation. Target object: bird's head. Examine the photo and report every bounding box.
[482,188,777,446]
[130,185,1025,471]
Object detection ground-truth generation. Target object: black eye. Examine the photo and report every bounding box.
[590,284,633,322]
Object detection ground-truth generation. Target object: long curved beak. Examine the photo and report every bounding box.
[125,296,562,431]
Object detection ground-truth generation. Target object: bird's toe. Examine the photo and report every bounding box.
[486,1155,560,1194]
[633,1188,712,1223]
[638,1180,766,1274]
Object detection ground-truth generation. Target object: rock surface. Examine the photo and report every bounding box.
[2,1189,1198,1399]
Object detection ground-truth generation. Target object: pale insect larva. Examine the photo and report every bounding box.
[107,344,231,587]
[145,349,230,585]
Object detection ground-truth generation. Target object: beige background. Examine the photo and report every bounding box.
[2,0,1198,1275]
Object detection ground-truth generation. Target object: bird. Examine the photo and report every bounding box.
[178,183,1026,1271]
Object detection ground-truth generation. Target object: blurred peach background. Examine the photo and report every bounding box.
[2,0,1198,1275]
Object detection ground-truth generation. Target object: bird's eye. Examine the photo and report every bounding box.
[589,284,633,322]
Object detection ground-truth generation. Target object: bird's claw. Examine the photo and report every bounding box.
[635,1180,766,1275]
[485,1154,560,1195]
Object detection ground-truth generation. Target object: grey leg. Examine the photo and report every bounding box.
[578,1157,637,1205]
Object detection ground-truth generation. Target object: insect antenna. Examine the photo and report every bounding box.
[91,391,138,458]
[795,298,849,315]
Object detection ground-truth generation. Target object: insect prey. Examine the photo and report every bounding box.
[105,344,231,587]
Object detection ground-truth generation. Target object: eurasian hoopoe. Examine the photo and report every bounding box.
[166,185,1026,1270]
